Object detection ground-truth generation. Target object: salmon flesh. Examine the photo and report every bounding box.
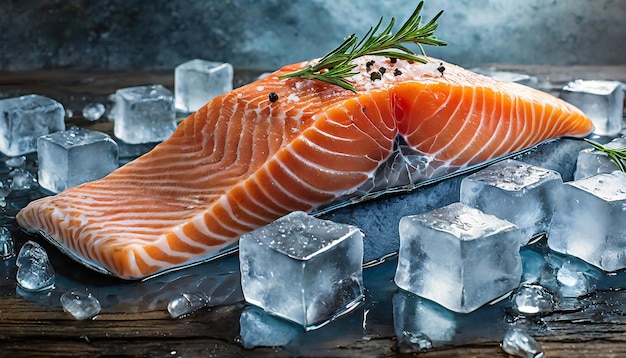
[16,57,593,279]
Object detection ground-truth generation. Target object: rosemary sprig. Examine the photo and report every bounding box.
[278,1,446,92]
[584,138,626,172]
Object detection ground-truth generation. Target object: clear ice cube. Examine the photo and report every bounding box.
[0,94,65,156]
[167,291,209,318]
[394,202,522,313]
[501,329,544,358]
[0,226,15,259]
[460,159,563,244]
[237,305,302,349]
[60,288,102,320]
[560,80,624,136]
[574,137,626,180]
[392,290,457,346]
[112,85,176,144]
[82,102,106,121]
[174,59,234,113]
[16,241,55,292]
[239,211,364,330]
[549,171,626,272]
[37,126,119,193]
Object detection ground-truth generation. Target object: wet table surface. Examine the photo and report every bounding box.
[0,65,626,357]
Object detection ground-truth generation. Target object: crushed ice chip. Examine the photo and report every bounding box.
[501,329,544,358]
[239,211,364,330]
[560,79,624,136]
[394,202,522,313]
[460,159,563,245]
[167,291,209,318]
[574,137,626,180]
[0,94,65,156]
[16,241,55,292]
[112,84,176,144]
[37,126,119,193]
[60,288,102,320]
[549,170,626,272]
[175,59,234,113]
[0,226,15,259]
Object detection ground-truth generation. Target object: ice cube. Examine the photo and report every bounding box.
[0,94,65,156]
[541,253,602,298]
[16,241,55,292]
[549,171,626,272]
[9,169,38,191]
[237,305,302,349]
[560,80,624,136]
[574,137,626,180]
[520,248,546,284]
[82,103,106,121]
[460,160,563,244]
[511,284,554,315]
[112,85,176,144]
[471,67,538,87]
[394,202,522,313]
[174,59,234,113]
[37,126,119,193]
[167,291,209,318]
[60,288,102,320]
[392,290,456,346]
[0,226,15,259]
[5,155,26,169]
[239,211,364,330]
[501,329,544,358]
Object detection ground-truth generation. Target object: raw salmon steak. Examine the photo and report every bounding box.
[16,56,593,279]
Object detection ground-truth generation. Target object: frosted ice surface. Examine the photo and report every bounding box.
[167,291,209,318]
[0,226,15,259]
[239,211,364,330]
[541,253,601,298]
[549,171,626,271]
[392,291,456,346]
[5,155,26,169]
[0,94,65,156]
[560,80,624,136]
[175,59,234,113]
[237,305,302,349]
[511,284,554,315]
[37,126,119,193]
[501,329,544,358]
[574,137,626,180]
[394,202,522,313]
[112,85,176,144]
[16,241,55,292]
[460,159,563,244]
[60,288,102,320]
[82,102,105,121]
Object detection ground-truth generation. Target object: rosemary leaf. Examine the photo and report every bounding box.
[278,1,446,92]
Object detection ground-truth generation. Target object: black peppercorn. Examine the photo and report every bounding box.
[390,57,397,64]
[269,92,279,102]
[394,68,402,76]
[370,71,382,81]
[379,67,386,75]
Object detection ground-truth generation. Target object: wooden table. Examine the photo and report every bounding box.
[0,65,625,357]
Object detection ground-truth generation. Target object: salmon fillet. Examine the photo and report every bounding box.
[16,56,593,279]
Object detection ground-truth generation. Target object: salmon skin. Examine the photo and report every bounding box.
[16,56,593,279]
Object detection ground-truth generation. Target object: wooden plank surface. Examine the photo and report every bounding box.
[0,65,625,357]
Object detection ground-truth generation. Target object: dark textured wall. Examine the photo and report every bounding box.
[1,0,625,71]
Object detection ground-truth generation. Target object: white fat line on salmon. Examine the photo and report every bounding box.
[211,194,260,233]
[170,226,215,251]
[187,211,234,242]
[266,159,330,208]
[249,173,302,215]
[283,147,373,198]
[299,135,380,166]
